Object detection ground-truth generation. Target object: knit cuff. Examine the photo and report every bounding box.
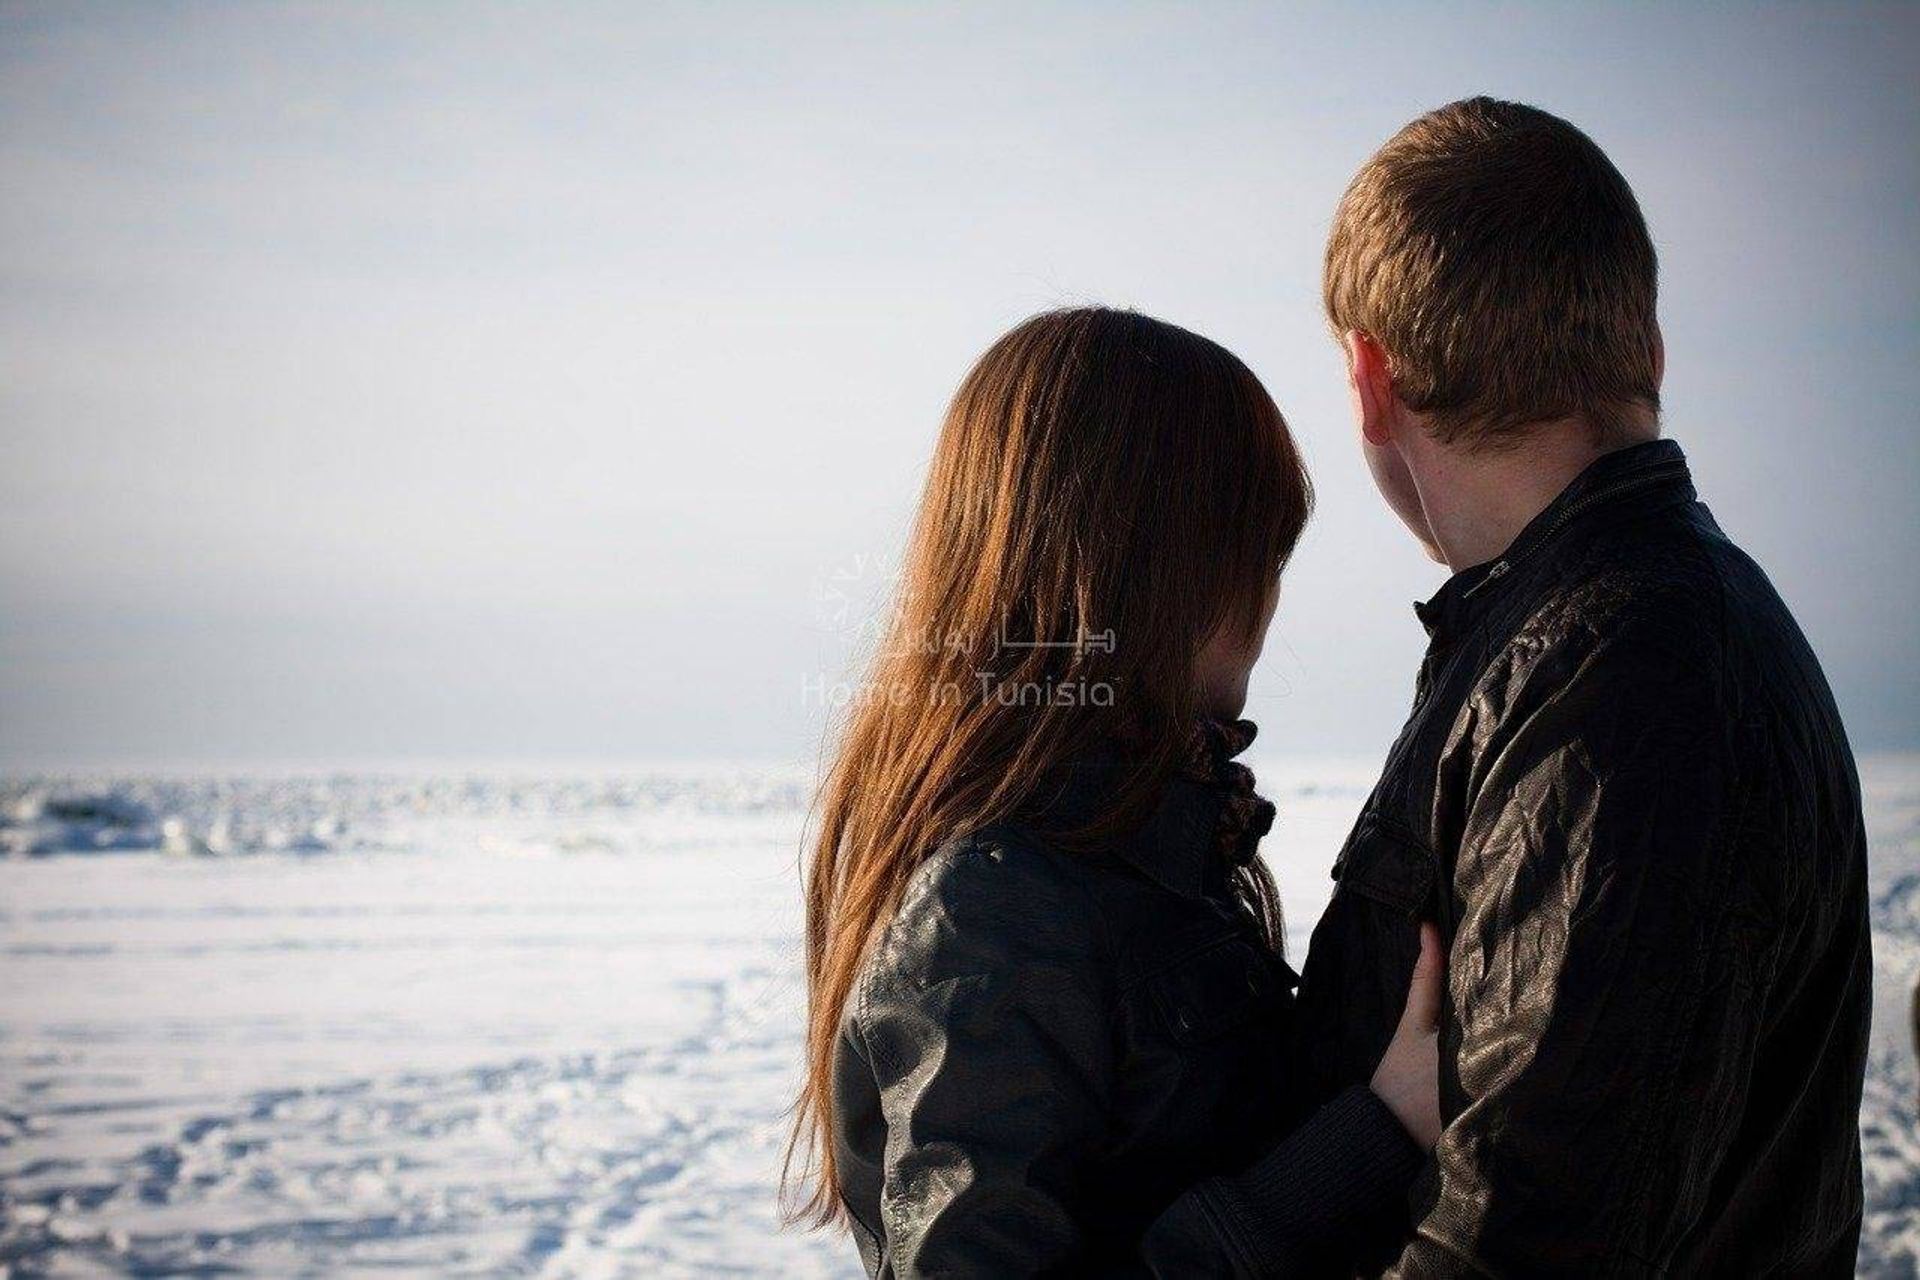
[1200,1084,1424,1277]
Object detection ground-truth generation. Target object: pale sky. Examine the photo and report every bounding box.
[2,1,1915,768]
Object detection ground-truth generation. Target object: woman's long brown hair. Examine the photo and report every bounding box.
[787,307,1312,1224]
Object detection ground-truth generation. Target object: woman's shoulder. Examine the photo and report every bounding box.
[857,823,1114,1013]
[904,821,1097,917]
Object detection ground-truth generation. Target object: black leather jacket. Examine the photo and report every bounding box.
[832,757,1423,1277]
[1292,439,1872,1276]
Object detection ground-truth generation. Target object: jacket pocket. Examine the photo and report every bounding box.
[1332,811,1437,917]
[1298,812,1440,1104]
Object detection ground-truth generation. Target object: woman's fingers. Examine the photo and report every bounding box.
[1402,921,1443,1033]
[1372,921,1445,1151]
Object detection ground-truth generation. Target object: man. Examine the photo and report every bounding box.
[1289,98,1873,1275]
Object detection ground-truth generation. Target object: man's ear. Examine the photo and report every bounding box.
[1344,330,1396,447]
[1650,323,1665,391]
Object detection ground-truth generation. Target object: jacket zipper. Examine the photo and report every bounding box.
[1460,460,1688,600]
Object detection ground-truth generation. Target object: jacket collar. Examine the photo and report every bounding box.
[1415,438,1694,640]
[1031,755,1232,901]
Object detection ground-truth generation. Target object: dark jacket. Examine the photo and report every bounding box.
[1292,439,1872,1276]
[832,755,1423,1277]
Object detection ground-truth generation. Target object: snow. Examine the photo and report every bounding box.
[0,757,1914,1276]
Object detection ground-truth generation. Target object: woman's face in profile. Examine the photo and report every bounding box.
[1195,580,1282,720]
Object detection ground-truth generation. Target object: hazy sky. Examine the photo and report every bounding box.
[2,2,1916,768]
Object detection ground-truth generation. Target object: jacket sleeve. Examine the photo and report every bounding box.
[1141,1084,1423,1277]
[861,836,1424,1278]
[1384,602,1769,1276]
[857,836,1117,1275]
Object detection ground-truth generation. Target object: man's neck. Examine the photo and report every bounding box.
[1412,418,1658,572]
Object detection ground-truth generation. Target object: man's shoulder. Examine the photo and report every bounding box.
[1515,512,1731,660]
[1491,505,1839,746]
[1540,502,1814,667]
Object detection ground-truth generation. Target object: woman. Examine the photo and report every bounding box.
[790,309,1440,1276]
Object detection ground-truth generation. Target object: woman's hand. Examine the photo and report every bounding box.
[1369,921,1443,1151]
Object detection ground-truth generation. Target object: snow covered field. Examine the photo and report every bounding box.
[1,757,1915,1277]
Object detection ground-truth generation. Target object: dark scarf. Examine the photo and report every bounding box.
[1030,713,1284,950]
[1176,716,1278,872]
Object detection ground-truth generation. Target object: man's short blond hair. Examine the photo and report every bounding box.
[1325,97,1660,449]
